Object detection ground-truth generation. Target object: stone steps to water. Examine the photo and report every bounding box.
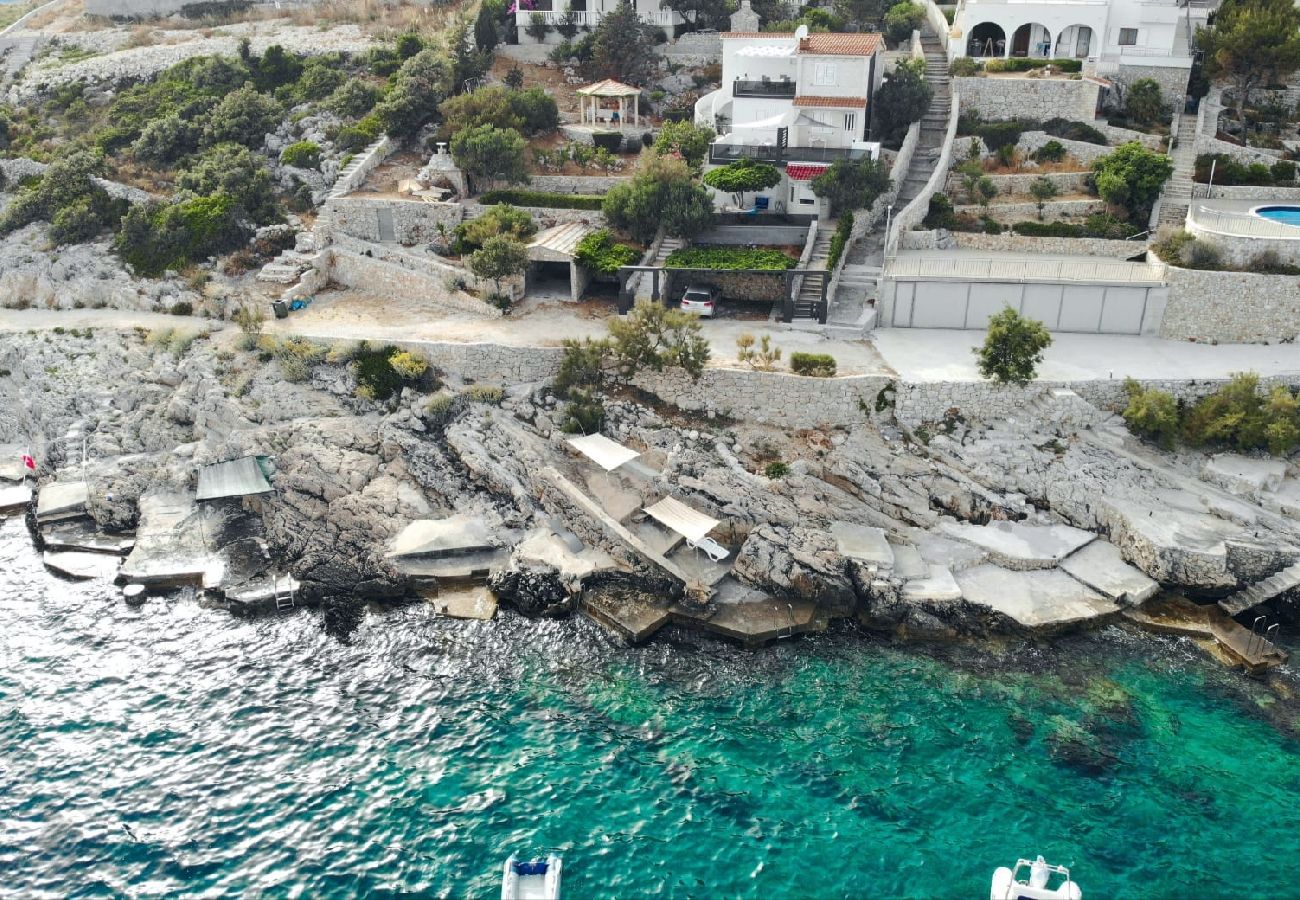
[1219,561,1300,616]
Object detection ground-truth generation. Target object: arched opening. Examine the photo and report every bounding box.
[967,22,1006,58]
[1054,24,1094,59]
[1011,22,1052,58]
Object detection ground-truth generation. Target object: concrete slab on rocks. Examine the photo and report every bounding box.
[890,543,929,580]
[901,564,962,602]
[1201,454,1288,499]
[916,534,987,572]
[954,565,1121,628]
[1060,540,1159,605]
[1262,479,1300,518]
[0,484,31,515]
[832,521,894,570]
[387,515,497,559]
[42,524,135,554]
[514,528,619,582]
[120,491,224,588]
[940,521,1096,570]
[395,549,509,581]
[36,481,88,524]
[421,585,498,620]
[43,550,121,580]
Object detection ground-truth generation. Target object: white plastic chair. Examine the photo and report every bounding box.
[688,536,730,563]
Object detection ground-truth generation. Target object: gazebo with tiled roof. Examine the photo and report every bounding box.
[576,79,642,129]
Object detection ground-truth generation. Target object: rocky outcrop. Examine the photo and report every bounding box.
[732,523,858,615]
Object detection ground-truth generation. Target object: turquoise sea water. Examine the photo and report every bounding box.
[4,515,1300,898]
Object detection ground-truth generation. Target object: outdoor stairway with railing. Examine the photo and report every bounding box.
[834,27,949,315]
[1218,561,1300,617]
[1157,111,1200,228]
[792,223,834,320]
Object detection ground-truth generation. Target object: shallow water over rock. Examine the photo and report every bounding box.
[3,516,1300,897]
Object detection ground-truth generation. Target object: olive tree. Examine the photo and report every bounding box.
[468,235,530,306]
[974,306,1052,385]
[451,124,529,194]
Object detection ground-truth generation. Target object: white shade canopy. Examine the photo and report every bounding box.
[643,497,719,543]
[567,434,640,472]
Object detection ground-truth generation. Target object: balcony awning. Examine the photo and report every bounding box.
[786,163,830,181]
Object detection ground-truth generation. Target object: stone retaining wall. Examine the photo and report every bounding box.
[462,201,606,230]
[328,249,505,318]
[634,368,892,428]
[1186,218,1300,268]
[322,195,463,245]
[1194,134,1282,166]
[1160,266,1300,344]
[1016,131,1113,164]
[1112,64,1191,111]
[1200,185,1300,201]
[945,170,1092,197]
[663,268,788,303]
[1089,120,1165,150]
[955,198,1107,220]
[901,229,1149,259]
[659,32,722,65]
[954,76,1099,122]
[528,174,631,194]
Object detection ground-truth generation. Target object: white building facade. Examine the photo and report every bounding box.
[948,0,1198,95]
[513,0,680,41]
[695,27,884,217]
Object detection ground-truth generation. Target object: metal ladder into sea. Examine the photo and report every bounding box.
[274,575,296,611]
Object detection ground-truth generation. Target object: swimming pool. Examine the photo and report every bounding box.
[1253,205,1300,227]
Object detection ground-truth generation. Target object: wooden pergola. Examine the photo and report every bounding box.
[576,79,641,128]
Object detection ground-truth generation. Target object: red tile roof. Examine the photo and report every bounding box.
[785,164,830,181]
[792,95,867,108]
[798,33,884,56]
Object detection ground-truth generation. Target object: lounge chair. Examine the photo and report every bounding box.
[688,536,730,562]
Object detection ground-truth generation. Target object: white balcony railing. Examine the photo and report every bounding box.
[1189,205,1300,238]
[888,255,1167,284]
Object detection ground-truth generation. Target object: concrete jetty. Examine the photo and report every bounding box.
[1125,596,1289,671]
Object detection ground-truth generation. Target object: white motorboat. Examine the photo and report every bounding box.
[991,855,1081,900]
[501,853,562,900]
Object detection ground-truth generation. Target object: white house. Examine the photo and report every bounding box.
[948,0,1197,96]
[513,0,680,41]
[695,26,884,217]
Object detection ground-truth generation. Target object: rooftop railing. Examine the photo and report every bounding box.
[708,143,864,164]
[886,255,1167,284]
[1189,204,1300,238]
[733,78,797,99]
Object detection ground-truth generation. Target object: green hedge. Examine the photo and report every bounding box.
[479,189,604,210]
[826,211,854,272]
[790,352,837,377]
[1193,153,1297,186]
[664,247,797,270]
[983,57,1082,73]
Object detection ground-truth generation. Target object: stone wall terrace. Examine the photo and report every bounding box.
[1160,266,1300,344]
[953,76,1100,123]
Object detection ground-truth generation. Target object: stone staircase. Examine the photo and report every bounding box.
[1157,111,1199,229]
[633,235,684,300]
[256,232,321,286]
[790,224,834,320]
[831,27,949,319]
[1218,561,1300,617]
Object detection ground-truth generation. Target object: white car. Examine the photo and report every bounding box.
[680,284,721,318]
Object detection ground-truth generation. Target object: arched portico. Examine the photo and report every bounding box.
[1011,22,1052,58]
[967,22,1006,58]
[1054,24,1094,59]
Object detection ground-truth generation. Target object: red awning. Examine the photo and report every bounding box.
[786,164,830,181]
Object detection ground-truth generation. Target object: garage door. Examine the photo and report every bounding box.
[883,279,1154,334]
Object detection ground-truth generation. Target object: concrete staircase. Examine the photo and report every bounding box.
[1219,561,1300,617]
[256,233,321,286]
[633,235,684,300]
[792,223,834,320]
[1157,111,1199,229]
[831,27,949,318]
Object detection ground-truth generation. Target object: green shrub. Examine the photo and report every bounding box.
[1012,220,1084,238]
[115,195,245,277]
[983,57,1082,73]
[664,247,796,270]
[271,336,327,383]
[764,460,789,479]
[591,131,623,153]
[455,203,536,252]
[573,228,640,276]
[884,1,924,44]
[280,140,321,169]
[974,307,1051,385]
[326,80,380,119]
[790,352,837,377]
[1273,160,1297,183]
[387,349,428,380]
[1033,139,1066,163]
[335,114,383,153]
[950,57,980,77]
[826,211,854,271]
[170,301,194,316]
[424,391,458,424]
[560,388,605,434]
[1042,118,1107,145]
[352,343,404,401]
[922,192,958,229]
[463,384,504,404]
[478,189,604,210]
[1122,378,1180,448]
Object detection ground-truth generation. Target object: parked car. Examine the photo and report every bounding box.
[680,284,721,318]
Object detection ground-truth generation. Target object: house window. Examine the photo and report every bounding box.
[1118,28,1138,46]
[813,62,837,86]
[843,113,856,132]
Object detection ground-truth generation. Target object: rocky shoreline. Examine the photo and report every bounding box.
[2,325,1298,659]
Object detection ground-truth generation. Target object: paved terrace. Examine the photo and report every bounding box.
[888,248,1163,284]
[3,306,1300,384]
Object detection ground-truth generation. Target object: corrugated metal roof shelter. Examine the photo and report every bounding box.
[567,434,640,472]
[528,222,596,263]
[643,497,719,543]
[196,456,274,502]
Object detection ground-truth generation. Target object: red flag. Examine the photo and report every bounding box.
[22,454,35,471]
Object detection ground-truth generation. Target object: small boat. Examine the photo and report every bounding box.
[991,855,1081,900]
[501,853,562,900]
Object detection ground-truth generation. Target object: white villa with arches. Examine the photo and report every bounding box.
[947,0,1198,96]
